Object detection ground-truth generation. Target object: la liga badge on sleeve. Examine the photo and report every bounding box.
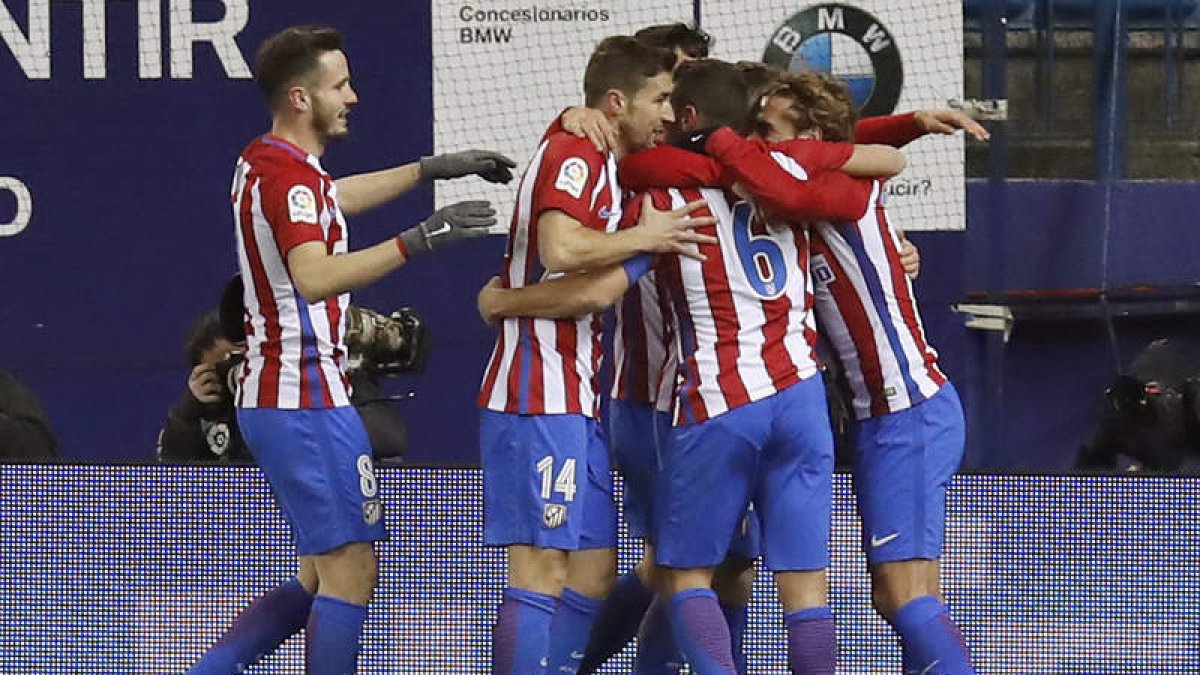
[554,157,589,199]
[287,185,319,224]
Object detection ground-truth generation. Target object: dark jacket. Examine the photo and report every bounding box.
[156,369,407,464]
[0,368,58,460]
[155,388,252,463]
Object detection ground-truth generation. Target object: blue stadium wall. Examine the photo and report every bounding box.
[2,466,1198,673]
[3,2,1199,467]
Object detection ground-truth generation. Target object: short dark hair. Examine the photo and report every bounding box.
[254,25,344,110]
[735,61,783,104]
[634,22,713,58]
[670,59,751,133]
[185,311,225,366]
[583,36,676,107]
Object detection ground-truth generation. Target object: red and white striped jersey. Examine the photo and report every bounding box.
[610,270,677,413]
[809,181,946,419]
[231,135,351,410]
[478,132,622,416]
[650,187,820,426]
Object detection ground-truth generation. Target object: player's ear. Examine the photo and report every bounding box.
[602,89,626,116]
[287,86,310,113]
[681,105,700,131]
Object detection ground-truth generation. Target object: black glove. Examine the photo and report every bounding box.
[676,127,722,155]
[399,200,496,256]
[419,150,517,184]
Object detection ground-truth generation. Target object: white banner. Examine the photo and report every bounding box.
[433,2,694,223]
[433,0,964,231]
[703,0,965,231]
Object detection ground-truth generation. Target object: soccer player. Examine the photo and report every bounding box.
[551,26,772,675]
[477,35,718,675]
[761,71,978,675]
[625,69,983,675]
[627,59,856,675]
[186,24,513,675]
[581,24,756,675]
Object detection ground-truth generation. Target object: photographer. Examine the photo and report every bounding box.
[157,302,422,464]
[1078,336,1200,473]
[156,311,251,463]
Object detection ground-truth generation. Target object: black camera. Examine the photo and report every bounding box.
[215,274,430,401]
[345,305,431,376]
[1079,337,1200,472]
[212,348,246,404]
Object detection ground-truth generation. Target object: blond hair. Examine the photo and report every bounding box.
[763,69,858,141]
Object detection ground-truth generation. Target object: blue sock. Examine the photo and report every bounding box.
[890,596,976,675]
[546,587,604,675]
[187,577,312,674]
[579,571,654,673]
[720,602,749,675]
[634,595,683,675]
[668,588,737,675]
[305,595,367,675]
[494,587,556,675]
[785,606,836,675]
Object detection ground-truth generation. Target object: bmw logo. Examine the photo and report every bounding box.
[763,3,904,117]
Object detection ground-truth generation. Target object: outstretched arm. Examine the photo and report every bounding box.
[477,260,646,324]
[839,144,906,178]
[288,201,497,303]
[702,128,871,223]
[855,109,990,148]
[538,197,715,273]
[334,163,422,217]
[336,150,515,217]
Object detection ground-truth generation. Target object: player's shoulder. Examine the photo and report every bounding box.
[241,135,320,180]
[540,131,606,168]
[533,133,608,202]
[772,138,852,167]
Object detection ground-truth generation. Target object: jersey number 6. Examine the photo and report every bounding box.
[731,201,788,300]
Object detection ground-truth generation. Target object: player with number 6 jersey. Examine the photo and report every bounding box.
[617,58,871,675]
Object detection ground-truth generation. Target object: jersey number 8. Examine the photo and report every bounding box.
[356,455,379,499]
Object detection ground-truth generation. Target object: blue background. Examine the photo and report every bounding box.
[2,2,1199,467]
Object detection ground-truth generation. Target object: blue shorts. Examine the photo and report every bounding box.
[655,377,834,571]
[607,398,671,540]
[853,382,965,565]
[237,406,387,556]
[480,410,617,550]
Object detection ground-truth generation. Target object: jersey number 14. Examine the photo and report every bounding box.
[535,456,578,502]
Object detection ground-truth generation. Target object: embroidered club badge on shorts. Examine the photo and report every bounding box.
[554,157,589,199]
[542,503,567,529]
[287,185,319,224]
[363,499,383,525]
[811,253,836,286]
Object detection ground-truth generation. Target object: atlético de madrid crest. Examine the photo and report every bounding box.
[762,3,904,117]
